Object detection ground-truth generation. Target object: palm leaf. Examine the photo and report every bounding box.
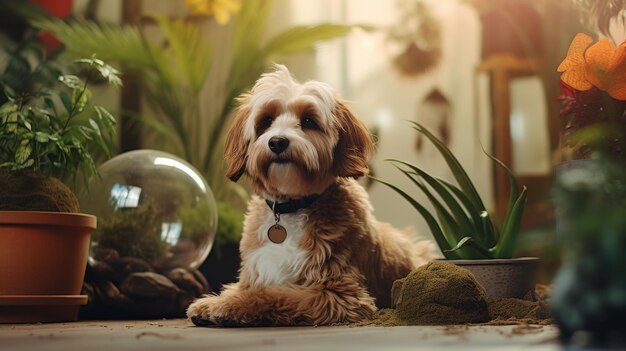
[155,16,212,94]
[124,110,184,155]
[262,24,353,58]
[34,19,157,71]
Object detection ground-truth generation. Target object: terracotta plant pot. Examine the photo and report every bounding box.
[443,257,539,299]
[0,211,96,323]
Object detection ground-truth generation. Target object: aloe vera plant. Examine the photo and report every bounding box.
[374,121,527,259]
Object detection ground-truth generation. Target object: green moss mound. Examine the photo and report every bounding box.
[395,261,490,325]
[0,171,79,212]
[359,262,552,327]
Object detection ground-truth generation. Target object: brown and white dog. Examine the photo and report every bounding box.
[187,65,435,326]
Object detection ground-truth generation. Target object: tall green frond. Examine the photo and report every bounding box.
[371,176,458,259]
[481,145,520,217]
[437,176,499,246]
[410,120,485,211]
[493,187,527,258]
[394,164,489,259]
[395,166,460,245]
[390,159,479,241]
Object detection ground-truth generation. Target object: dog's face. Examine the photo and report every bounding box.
[224,65,373,199]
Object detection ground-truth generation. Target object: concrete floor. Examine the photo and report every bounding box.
[0,319,561,351]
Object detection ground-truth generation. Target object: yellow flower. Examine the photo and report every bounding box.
[558,33,626,100]
[185,0,241,25]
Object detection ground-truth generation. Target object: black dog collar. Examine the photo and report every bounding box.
[265,194,320,215]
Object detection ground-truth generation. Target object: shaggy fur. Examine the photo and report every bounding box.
[187,65,436,326]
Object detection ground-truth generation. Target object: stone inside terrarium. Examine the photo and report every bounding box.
[79,149,217,270]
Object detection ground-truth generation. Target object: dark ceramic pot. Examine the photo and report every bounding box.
[443,257,539,299]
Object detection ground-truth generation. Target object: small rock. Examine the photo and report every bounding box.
[191,269,211,294]
[114,257,153,276]
[120,272,181,300]
[91,261,121,283]
[167,268,204,296]
[94,248,120,264]
[97,280,133,308]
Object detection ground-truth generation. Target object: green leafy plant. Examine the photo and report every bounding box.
[374,121,527,259]
[35,0,355,202]
[0,44,120,183]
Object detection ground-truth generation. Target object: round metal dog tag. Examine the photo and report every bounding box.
[268,224,287,244]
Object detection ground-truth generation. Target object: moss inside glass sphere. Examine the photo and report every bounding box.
[80,150,217,270]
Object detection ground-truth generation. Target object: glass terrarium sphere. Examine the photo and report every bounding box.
[79,149,217,270]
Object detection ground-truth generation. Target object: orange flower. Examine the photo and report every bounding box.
[557,33,594,91]
[558,33,626,100]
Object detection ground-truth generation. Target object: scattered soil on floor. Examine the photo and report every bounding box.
[358,262,552,327]
[486,297,552,325]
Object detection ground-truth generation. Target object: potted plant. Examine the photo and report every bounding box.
[0,43,120,323]
[375,121,533,299]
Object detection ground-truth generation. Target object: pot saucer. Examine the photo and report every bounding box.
[0,295,87,323]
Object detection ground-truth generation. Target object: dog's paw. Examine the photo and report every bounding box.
[190,315,216,327]
[187,295,221,326]
[187,295,263,327]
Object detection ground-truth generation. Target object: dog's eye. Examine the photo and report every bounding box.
[301,117,319,130]
[256,116,273,133]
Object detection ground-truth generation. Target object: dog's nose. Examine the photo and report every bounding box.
[268,136,289,154]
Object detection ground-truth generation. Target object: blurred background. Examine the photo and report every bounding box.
[0,0,618,285]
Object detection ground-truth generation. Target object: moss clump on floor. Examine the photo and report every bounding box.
[360,262,551,327]
[394,262,490,325]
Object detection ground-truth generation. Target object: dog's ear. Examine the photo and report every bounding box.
[333,99,374,178]
[224,98,251,182]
